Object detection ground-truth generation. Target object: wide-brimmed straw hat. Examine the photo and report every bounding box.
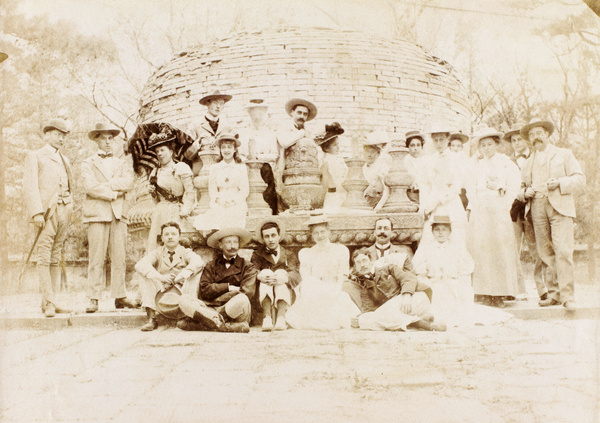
[216,132,241,148]
[255,217,286,242]
[428,121,451,135]
[155,285,185,320]
[284,98,317,121]
[472,125,504,144]
[88,123,121,140]
[502,123,524,142]
[314,122,344,147]
[519,118,555,141]
[363,130,389,147]
[449,131,469,144]
[43,118,70,134]
[244,99,269,110]
[207,227,253,249]
[199,90,232,106]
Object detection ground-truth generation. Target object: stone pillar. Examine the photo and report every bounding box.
[192,151,219,214]
[341,158,371,210]
[245,160,272,217]
[382,146,419,213]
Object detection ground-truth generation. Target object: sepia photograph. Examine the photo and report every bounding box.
[0,0,599,421]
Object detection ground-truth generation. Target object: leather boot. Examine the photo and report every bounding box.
[140,308,158,331]
[219,321,250,333]
[115,297,142,309]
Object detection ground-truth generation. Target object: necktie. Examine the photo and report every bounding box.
[99,152,113,158]
[376,245,390,257]
[168,251,175,262]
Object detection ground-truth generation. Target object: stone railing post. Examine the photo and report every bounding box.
[341,158,371,210]
[382,146,419,213]
[245,160,272,217]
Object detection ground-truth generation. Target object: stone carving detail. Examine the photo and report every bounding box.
[382,146,419,213]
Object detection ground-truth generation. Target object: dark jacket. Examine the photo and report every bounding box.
[199,254,257,306]
[250,245,301,289]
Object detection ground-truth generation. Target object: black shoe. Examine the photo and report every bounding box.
[219,322,250,333]
[177,318,209,331]
[86,299,99,313]
[192,310,225,331]
[115,297,141,309]
[539,292,548,302]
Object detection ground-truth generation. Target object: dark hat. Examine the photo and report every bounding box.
[88,123,121,140]
[502,123,524,142]
[314,122,344,148]
[148,129,177,150]
[155,285,185,320]
[207,227,253,249]
[43,118,70,134]
[285,98,317,121]
[255,217,286,242]
[216,132,241,148]
[199,90,232,106]
[520,118,555,142]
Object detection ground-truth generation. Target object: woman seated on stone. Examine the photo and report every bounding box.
[147,131,195,250]
[194,133,249,230]
[362,131,391,212]
[286,213,359,330]
[315,122,347,212]
[412,215,510,328]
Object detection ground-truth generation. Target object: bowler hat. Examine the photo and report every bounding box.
[520,118,554,141]
[216,132,241,148]
[207,227,253,249]
[155,285,185,320]
[43,118,70,134]
[502,123,524,142]
[314,122,344,147]
[88,123,121,140]
[255,217,286,242]
[285,98,317,121]
[199,90,232,106]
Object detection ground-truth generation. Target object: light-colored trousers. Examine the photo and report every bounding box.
[358,292,431,331]
[179,293,251,323]
[87,219,127,300]
[259,283,293,307]
[139,272,201,311]
[513,217,547,297]
[530,197,575,303]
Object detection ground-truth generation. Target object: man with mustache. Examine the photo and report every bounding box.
[518,118,585,311]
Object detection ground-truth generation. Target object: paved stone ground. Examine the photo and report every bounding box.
[0,318,598,423]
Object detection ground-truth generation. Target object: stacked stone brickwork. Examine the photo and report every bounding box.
[138,27,472,138]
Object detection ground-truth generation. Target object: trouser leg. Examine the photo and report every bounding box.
[87,222,110,300]
[513,221,527,294]
[523,217,547,296]
[531,199,559,301]
[225,294,251,323]
[548,207,575,304]
[139,274,161,311]
[109,219,128,299]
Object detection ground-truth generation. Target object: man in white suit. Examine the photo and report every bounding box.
[82,123,139,313]
[23,118,74,317]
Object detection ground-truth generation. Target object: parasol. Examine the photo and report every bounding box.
[127,122,195,175]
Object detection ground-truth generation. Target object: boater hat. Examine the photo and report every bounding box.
[88,123,121,140]
[285,98,317,121]
[199,90,232,106]
[502,123,524,142]
[449,131,469,144]
[520,118,555,142]
[154,285,185,320]
[255,217,286,242]
[431,215,452,227]
[43,118,70,134]
[216,132,241,148]
[405,130,425,143]
[207,227,253,249]
[305,212,330,227]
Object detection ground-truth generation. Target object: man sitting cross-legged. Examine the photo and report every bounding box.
[348,248,446,332]
[251,217,301,331]
[134,221,204,331]
[177,227,257,333]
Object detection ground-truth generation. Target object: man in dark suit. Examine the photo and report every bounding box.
[251,217,301,331]
[178,227,257,332]
[348,248,445,331]
[82,123,139,313]
[23,118,73,317]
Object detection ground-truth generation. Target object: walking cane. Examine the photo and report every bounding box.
[17,207,52,292]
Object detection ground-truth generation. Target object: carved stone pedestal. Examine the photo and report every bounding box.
[382,146,419,213]
[192,151,219,214]
[245,160,272,217]
[342,158,371,210]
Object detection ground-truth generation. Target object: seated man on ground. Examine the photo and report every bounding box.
[177,227,257,333]
[251,217,301,331]
[348,248,446,332]
[135,222,205,331]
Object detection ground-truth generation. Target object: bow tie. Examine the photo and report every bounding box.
[99,152,113,158]
[265,248,278,256]
[220,256,236,266]
[356,273,375,288]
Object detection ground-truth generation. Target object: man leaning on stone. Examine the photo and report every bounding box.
[518,118,585,311]
[177,227,257,332]
[82,123,139,313]
[134,221,205,331]
[251,217,301,331]
[23,118,73,318]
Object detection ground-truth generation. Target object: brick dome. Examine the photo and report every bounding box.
[138,27,472,139]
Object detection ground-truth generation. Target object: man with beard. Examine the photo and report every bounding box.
[519,118,585,311]
[343,218,414,310]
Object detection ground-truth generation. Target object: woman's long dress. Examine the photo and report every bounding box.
[147,161,195,250]
[286,242,360,330]
[194,160,249,230]
[466,153,523,298]
[413,239,511,327]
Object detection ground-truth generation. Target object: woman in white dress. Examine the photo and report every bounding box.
[413,215,511,327]
[194,133,249,231]
[147,133,195,250]
[404,130,425,204]
[315,122,347,211]
[465,127,522,308]
[362,131,391,211]
[286,214,360,330]
[448,131,471,211]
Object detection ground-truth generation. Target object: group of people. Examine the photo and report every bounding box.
[23,88,585,327]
